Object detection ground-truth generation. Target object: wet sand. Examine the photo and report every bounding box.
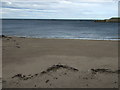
[2,36,119,88]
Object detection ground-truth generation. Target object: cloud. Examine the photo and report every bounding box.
[2,0,119,2]
[1,0,118,19]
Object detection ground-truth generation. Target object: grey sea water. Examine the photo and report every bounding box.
[2,19,119,40]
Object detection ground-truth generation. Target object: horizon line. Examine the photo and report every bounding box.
[1,17,120,20]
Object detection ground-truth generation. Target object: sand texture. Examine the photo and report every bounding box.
[2,36,119,88]
[0,38,2,89]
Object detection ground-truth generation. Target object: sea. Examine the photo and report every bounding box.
[2,19,120,40]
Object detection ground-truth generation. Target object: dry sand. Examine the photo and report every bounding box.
[2,36,119,88]
[0,38,2,89]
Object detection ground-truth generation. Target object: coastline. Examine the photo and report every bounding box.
[1,35,120,41]
[2,36,119,88]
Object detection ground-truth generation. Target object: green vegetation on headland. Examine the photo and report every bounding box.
[94,17,120,23]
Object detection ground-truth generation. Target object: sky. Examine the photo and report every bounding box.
[0,0,119,19]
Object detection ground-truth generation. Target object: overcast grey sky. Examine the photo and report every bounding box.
[0,0,119,19]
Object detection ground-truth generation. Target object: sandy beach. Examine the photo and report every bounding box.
[0,38,2,89]
[2,36,119,88]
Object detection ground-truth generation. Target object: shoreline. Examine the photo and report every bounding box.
[1,35,120,41]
